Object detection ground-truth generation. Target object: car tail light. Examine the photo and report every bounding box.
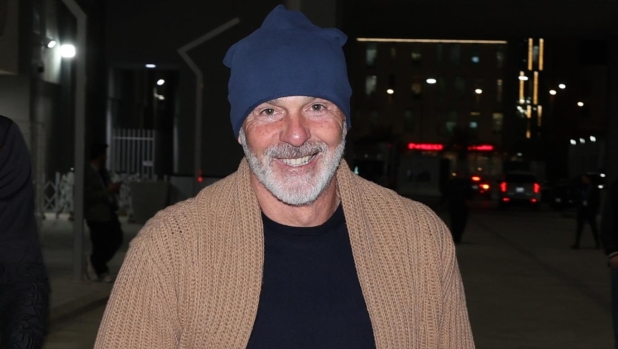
[534,183,540,194]
[502,197,510,202]
[531,198,537,203]
[500,182,507,192]
[472,176,481,182]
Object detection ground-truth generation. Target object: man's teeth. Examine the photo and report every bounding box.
[280,155,314,167]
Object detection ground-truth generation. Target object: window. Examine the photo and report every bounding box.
[471,44,480,64]
[366,43,378,67]
[365,75,377,95]
[454,77,465,98]
[404,110,415,132]
[470,112,480,131]
[411,50,422,65]
[496,79,503,103]
[446,111,458,134]
[450,44,461,66]
[496,45,505,68]
[412,82,423,99]
[492,113,503,133]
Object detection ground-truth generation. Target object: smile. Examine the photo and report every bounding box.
[278,154,316,167]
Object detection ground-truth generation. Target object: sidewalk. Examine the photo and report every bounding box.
[39,213,142,329]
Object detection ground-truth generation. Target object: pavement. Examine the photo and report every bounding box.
[39,201,615,349]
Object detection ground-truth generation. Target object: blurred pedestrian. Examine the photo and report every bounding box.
[94,5,474,349]
[572,174,601,249]
[85,143,123,283]
[601,178,618,348]
[0,116,49,348]
[441,169,474,244]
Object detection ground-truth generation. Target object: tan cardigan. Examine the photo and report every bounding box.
[95,159,475,349]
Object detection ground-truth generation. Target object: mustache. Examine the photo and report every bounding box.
[265,141,328,159]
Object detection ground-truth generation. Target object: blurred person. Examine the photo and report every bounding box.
[85,143,123,283]
[0,116,49,348]
[441,169,473,244]
[572,174,601,249]
[601,178,618,348]
[94,6,474,349]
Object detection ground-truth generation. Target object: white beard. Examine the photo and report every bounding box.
[239,124,346,206]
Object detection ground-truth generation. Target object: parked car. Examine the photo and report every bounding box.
[498,172,541,209]
[549,172,606,211]
[470,175,492,200]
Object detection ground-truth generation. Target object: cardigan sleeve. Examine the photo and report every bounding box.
[94,225,181,349]
[436,219,476,348]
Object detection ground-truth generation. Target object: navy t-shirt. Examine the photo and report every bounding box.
[246,205,376,349]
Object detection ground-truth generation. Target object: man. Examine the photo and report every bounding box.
[0,116,49,348]
[602,178,618,349]
[572,174,601,249]
[95,6,474,348]
[85,143,123,282]
[441,169,473,244]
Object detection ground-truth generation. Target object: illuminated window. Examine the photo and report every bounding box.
[365,75,377,95]
[471,44,480,64]
[450,44,461,66]
[366,43,378,66]
[496,79,503,103]
[496,45,505,68]
[446,111,458,134]
[404,110,416,132]
[492,113,503,133]
[411,49,422,65]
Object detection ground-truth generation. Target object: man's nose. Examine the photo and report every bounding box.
[280,113,310,147]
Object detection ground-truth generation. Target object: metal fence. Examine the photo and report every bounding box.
[110,129,157,179]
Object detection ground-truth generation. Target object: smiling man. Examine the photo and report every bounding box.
[95,5,474,349]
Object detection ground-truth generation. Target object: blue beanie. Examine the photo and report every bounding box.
[223,5,352,137]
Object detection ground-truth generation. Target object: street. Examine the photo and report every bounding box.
[41,203,613,349]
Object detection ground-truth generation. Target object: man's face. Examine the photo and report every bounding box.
[239,96,346,206]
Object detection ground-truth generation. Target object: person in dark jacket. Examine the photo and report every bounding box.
[0,116,49,348]
[572,174,601,249]
[84,143,123,283]
[440,170,473,244]
[601,178,618,349]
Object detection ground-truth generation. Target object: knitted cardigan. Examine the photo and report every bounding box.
[95,159,475,349]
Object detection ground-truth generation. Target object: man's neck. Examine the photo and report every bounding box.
[251,175,340,227]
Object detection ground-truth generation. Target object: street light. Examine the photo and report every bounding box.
[60,44,76,58]
[426,78,437,84]
[590,135,596,142]
[579,138,585,144]
[577,102,584,107]
[46,40,57,49]
[475,89,483,94]
[559,84,566,89]
[518,76,529,81]
[386,89,394,95]
[549,90,557,95]
[570,139,577,145]
[157,79,165,86]
[145,64,156,68]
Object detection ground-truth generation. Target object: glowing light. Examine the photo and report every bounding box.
[519,76,529,81]
[426,78,437,84]
[601,173,606,178]
[157,79,165,86]
[528,38,533,71]
[559,84,566,89]
[579,138,585,144]
[387,89,394,94]
[407,143,444,151]
[60,44,76,58]
[145,64,156,68]
[468,145,494,152]
[533,71,539,105]
[549,90,557,95]
[47,40,57,49]
[356,38,507,44]
[472,176,481,182]
[481,184,490,190]
[539,38,544,71]
[577,102,584,107]
[570,139,577,145]
[590,136,596,142]
[475,89,483,94]
[599,185,604,189]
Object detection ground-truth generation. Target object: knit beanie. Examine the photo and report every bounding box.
[223,5,352,137]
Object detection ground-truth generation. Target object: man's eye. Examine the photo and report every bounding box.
[260,108,275,116]
[311,104,325,112]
